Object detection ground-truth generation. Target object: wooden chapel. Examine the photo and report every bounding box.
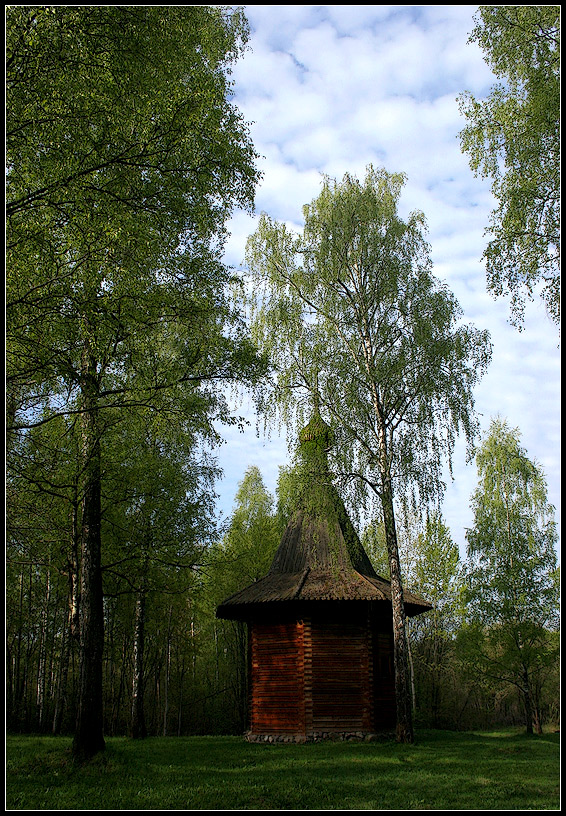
[216,410,431,742]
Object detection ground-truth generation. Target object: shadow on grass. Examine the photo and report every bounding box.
[6,730,560,811]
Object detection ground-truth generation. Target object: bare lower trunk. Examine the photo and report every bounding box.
[10,570,26,727]
[72,349,105,761]
[53,501,80,735]
[532,680,543,735]
[131,586,147,739]
[177,662,186,737]
[407,624,417,718]
[235,621,248,731]
[381,483,414,744]
[36,563,51,729]
[370,382,414,743]
[522,668,534,735]
[162,606,173,736]
[52,614,72,735]
[69,499,81,640]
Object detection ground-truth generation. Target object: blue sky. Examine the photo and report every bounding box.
[215,5,560,559]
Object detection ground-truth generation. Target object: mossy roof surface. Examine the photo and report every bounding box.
[217,412,432,619]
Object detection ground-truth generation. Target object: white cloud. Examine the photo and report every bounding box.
[216,5,560,560]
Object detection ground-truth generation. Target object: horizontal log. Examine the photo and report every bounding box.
[249,616,395,736]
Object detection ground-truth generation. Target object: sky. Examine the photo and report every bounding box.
[214,5,560,560]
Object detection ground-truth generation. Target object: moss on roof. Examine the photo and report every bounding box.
[216,410,432,620]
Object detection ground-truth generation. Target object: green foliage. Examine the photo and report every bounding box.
[212,466,280,596]
[5,6,267,753]
[246,165,492,514]
[361,519,391,578]
[5,731,561,811]
[458,6,560,327]
[409,515,464,727]
[461,417,559,733]
[103,412,220,594]
[413,515,463,628]
[275,465,297,535]
[6,5,264,434]
[465,417,558,629]
[247,164,491,743]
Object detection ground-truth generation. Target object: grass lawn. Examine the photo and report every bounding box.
[5,728,560,810]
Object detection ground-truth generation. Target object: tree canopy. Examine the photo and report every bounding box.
[462,417,559,733]
[246,165,492,743]
[6,5,265,760]
[6,5,263,435]
[247,166,492,516]
[6,6,559,751]
[458,5,560,328]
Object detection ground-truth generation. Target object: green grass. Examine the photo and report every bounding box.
[5,729,560,810]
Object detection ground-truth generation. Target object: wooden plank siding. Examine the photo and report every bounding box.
[310,620,372,732]
[303,618,313,733]
[372,630,396,729]
[249,621,304,733]
[248,609,396,736]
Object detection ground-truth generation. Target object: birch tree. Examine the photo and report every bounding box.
[462,417,559,734]
[410,514,463,727]
[458,6,560,327]
[6,6,263,760]
[246,166,492,742]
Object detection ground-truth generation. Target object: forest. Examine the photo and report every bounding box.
[5,6,560,762]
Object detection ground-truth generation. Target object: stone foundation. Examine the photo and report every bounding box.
[245,730,394,744]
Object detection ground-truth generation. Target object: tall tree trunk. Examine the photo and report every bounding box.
[177,661,186,737]
[72,345,105,761]
[532,704,543,735]
[54,496,81,734]
[235,621,248,731]
[131,584,147,739]
[11,568,25,728]
[381,482,414,744]
[522,667,534,735]
[162,605,173,736]
[111,630,129,737]
[370,380,414,744]
[406,623,417,720]
[431,608,440,727]
[69,498,81,640]
[36,562,51,730]
[52,611,72,734]
[532,678,543,735]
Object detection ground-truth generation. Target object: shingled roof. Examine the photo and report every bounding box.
[216,410,432,620]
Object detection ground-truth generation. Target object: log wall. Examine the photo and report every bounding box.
[310,619,372,732]
[249,621,304,733]
[248,606,396,736]
[372,630,396,729]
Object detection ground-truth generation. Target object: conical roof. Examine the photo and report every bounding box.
[216,412,432,620]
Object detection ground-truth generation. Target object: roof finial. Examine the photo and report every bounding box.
[312,370,320,416]
[299,372,333,448]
